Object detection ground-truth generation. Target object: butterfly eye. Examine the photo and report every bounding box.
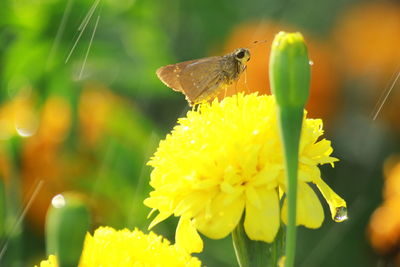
[236,50,245,59]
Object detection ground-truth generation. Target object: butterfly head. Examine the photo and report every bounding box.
[234,48,251,65]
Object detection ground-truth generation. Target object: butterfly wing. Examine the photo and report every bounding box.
[156,59,199,92]
[156,56,225,104]
[179,57,225,104]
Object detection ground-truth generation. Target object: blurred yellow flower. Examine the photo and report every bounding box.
[36,227,201,267]
[35,254,57,267]
[145,93,346,251]
[79,227,201,267]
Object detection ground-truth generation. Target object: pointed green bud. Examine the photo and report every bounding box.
[269,32,310,108]
[45,192,91,267]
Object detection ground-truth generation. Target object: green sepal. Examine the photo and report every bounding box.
[232,215,285,267]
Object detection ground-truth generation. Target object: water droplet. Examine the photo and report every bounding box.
[252,129,259,135]
[51,194,66,208]
[183,126,189,131]
[15,125,37,137]
[309,60,314,66]
[190,140,196,144]
[15,112,38,138]
[333,206,348,222]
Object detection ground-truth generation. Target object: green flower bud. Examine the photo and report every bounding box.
[45,192,91,267]
[269,31,310,108]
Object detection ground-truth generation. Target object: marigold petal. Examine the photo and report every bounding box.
[244,188,280,242]
[148,211,172,229]
[194,192,245,239]
[314,176,347,221]
[176,217,204,253]
[282,183,324,228]
[175,191,217,218]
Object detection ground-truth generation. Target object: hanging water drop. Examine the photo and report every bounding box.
[309,60,314,66]
[333,206,348,222]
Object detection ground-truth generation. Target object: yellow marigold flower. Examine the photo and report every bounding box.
[145,93,346,251]
[35,227,201,267]
[79,227,201,267]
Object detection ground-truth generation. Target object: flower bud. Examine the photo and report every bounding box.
[269,31,310,108]
[45,192,91,267]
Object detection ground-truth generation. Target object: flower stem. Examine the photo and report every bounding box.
[278,107,303,267]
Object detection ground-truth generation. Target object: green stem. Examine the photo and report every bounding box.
[278,107,303,267]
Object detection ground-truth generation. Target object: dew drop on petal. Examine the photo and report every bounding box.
[190,140,196,144]
[51,194,66,208]
[309,60,314,66]
[333,206,348,222]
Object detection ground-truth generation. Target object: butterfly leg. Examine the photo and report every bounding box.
[243,67,249,93]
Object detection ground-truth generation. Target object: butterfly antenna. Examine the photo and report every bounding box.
[250,39,268,48]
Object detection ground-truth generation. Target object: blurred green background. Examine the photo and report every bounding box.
[1,0,400,266]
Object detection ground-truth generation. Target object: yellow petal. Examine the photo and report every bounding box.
[148,211,172,229]
[174,190,217,218]
[194,192,245,239]
[240,144,261,179]
[313,176,347,222]
[176,217,203,253]
[282,182,324,228]
[244,188,280,242]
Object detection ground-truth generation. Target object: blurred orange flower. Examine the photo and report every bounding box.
[22,96,71,231]
[334,2,400,80]
[369,156,400,258]
[221,22,341,122]
[79,84,116,146]
[333,2,400,135]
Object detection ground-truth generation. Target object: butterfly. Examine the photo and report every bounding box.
[156,48,250,106]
